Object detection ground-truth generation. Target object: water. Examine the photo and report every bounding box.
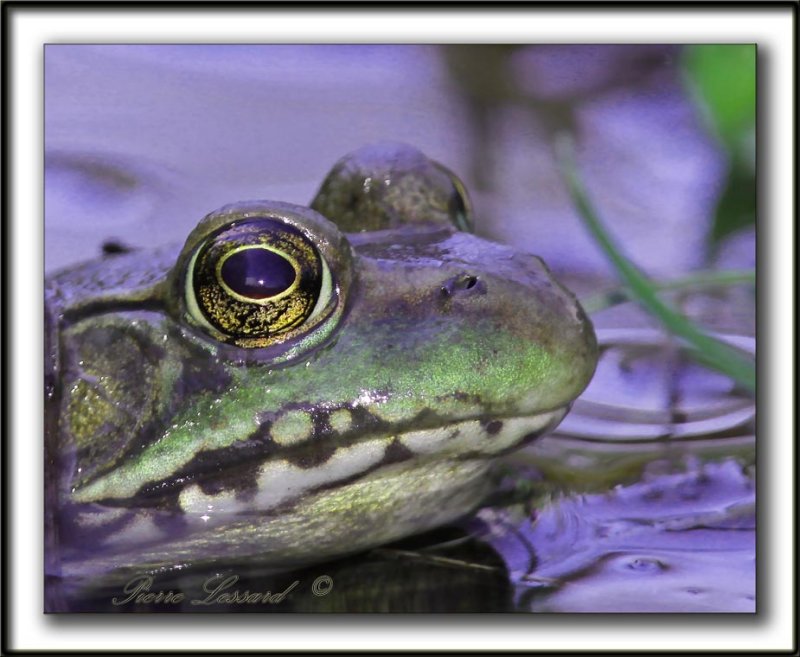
[474,459,755,613]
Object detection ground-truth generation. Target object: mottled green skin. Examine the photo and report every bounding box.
[45,144,597,578]
[311,142,474,232]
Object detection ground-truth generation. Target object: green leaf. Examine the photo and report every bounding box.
[683,45,756,250]
[683,44,756,153]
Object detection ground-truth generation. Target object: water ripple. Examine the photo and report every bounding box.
[475,459,755,612]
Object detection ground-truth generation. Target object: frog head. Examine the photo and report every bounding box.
[46,143,597,575]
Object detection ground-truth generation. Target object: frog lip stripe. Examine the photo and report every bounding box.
[76,406,569,510]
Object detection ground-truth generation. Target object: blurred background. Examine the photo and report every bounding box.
[44,44,755,285]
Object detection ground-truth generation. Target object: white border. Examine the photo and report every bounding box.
[9,6,795,652]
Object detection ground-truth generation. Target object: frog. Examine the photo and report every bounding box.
[45,143,597,582]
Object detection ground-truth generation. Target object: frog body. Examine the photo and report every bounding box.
[45,144,597,578]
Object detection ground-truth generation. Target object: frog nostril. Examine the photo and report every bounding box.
[440,274,485,297]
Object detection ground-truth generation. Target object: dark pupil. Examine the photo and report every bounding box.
[220,248,296,299]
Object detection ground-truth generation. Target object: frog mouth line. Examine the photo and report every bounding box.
[61,407,571,568]
[285,406,570,505]
[84,405,570,511]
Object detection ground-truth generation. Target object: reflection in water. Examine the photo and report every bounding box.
[520,328,755,492]
[47,528,513,613]
[474,459,755,612]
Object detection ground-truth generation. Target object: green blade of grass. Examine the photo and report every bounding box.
[557,135,756,394]
[581,269,755,314]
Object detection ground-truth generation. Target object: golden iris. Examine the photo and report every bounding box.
[187,218,324,348]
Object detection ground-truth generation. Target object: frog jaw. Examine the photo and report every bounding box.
[61,457,494,579]
[69,391,567,505]
[172,406,567,517]
[60,407,565,577]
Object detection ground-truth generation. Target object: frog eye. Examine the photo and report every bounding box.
[185,217,334,349]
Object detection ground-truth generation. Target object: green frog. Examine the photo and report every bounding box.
[45,143,597,580]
